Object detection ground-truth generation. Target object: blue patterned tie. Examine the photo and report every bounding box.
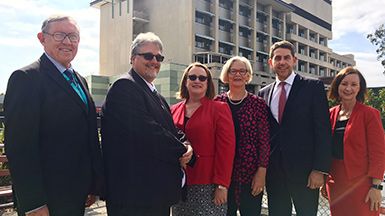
[63,69,88,106]
[64,69,75,84]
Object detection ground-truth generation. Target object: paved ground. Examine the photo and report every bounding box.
[0,200,108,216]
[0,192,365,216]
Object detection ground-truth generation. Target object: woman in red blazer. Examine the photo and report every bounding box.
[171,62,235,216]
[326,67,385,216]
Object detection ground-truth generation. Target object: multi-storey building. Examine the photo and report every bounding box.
[89,0,355,105]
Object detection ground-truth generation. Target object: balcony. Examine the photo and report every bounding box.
[257,41,268,53]
[239,35,251,48]
[239,15,251,27]
[256,22,268,33]
[195,22,213,37]
[272,28,283,38]
[196,0,213,13]
[219,6,233,20]
[218,30,233,43]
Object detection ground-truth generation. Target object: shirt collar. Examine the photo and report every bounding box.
[44,52,73,74]
[133,69,157,92]
[275,71,296,86]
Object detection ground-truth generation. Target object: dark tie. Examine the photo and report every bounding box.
[152,89,166,109]
[278,82,286,124]
[63,69,76,84]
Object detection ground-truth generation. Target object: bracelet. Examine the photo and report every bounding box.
[371,184,383,190]
[217,185,227,190]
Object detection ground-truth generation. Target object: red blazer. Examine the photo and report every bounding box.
[171,97,236,187]
[330,102,385,180]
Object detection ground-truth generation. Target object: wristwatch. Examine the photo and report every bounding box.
[371,184,383,190]
[217,185,227,190]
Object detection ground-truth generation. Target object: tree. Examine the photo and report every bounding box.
[367,24,385,74]
[365,88,385,128]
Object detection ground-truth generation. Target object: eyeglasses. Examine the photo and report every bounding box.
[188,74,208,82]
[136,53,165,62]
[229,69,248,75]
[43,31,79,42]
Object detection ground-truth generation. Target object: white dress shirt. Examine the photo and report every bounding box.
[270,72,296,123]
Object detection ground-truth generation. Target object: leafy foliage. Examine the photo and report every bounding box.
[365,89,385,118]
[367,24,385,74]
[0,124,3,144]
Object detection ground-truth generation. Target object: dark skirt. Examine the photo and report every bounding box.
[172,184,227,216]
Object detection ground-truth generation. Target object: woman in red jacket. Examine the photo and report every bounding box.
[171,62,235,216]
[215,56,270,216]
[327,66,385,216]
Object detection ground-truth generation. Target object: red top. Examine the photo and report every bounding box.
[329,102,385,180]
[171,97,236,187]
[215,93,270,183]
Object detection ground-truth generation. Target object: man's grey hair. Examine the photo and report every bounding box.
[130,32,163,58]
[41,15,78,33]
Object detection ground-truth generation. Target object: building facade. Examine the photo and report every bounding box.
[90,0,356,104]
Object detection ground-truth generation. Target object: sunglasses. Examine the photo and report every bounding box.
[188,74,208,82]
[136,53,165,62]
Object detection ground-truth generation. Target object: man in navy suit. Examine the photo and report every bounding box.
[258,40,332,216]
[4,15,103,216]
[101,32,193,216]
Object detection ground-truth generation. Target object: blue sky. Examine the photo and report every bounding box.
[0,0,385,94]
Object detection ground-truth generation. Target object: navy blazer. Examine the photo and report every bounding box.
[101,69,187,207]
[4,54,104,213]
[258,74,332,183]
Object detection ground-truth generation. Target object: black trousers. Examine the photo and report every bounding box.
[15,194,86,216]
[17,203,85,216]
[106,202,170,216]
[266,152,319,216]
[227,182,263,216]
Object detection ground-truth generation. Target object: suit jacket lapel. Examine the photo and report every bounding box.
[40,54,88,114]
[281,74,303,123]
[74,71,92,113]
[130,69,175,129]
[131,70,167,109]
[267,82,276,107]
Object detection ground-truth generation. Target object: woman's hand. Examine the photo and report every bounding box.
[179,144,193,168]
[251,167,266,196]
[213,186,228,206]
[365,187,382,211]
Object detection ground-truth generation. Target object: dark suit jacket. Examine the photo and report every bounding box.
[101,69,187,208]
[258,74,332,184]
[4,54,104,213]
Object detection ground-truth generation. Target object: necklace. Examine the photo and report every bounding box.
[227,90,248,105]
[339,109,352,118]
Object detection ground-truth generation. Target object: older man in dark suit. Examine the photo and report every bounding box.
[4,15,104,216]
[101,32,193,216]
[258,40,332,216]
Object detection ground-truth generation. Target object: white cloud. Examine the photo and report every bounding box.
[332,0,385,40]
[0,1,100,94]
[331,0,385,87]
[354,53,385,87]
